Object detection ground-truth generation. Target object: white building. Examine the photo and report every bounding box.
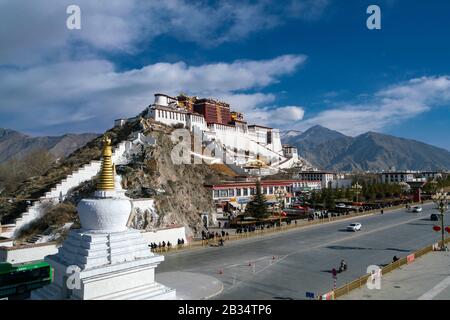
[295,171,337,188]
[282,145,298,159]
[379,171,415,184]
[417,171,443,181]
[147,105,189,128]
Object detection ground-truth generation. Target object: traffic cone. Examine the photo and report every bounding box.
[272,256,276,260]
[248,261,252,266]
[217,268,223,275]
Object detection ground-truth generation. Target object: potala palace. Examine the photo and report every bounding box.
[138,93,308,172]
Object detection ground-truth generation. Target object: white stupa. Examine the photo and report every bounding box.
[32,136,176,300]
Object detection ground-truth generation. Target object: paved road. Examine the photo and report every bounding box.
[156,203,448,300]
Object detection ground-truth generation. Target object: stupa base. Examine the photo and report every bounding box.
[31,228,176,300]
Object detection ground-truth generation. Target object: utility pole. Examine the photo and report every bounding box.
[432,190,449,251]
[352,181,361,203]
[275,188,285,228]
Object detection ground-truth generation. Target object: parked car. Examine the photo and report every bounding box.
[411,206,423,213]
[346,222,362,232]
[430,213,439,221]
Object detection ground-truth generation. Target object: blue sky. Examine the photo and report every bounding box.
[1,0,450,150]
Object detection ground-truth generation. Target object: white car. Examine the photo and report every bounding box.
[411,206,423,213]
[347,222,362,232]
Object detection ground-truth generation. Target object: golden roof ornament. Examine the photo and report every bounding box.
[97,136,115,191]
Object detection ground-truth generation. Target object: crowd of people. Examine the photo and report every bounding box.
[149,238,185,252]
[201,230,229,240]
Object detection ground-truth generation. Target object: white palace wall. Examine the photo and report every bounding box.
[141,226,187,245]
[0,242,59,264]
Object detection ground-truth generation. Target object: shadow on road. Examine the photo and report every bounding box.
[326,245,410,253]
[326,245,372,250]
[273,296,294,300]
[408,222,431,226]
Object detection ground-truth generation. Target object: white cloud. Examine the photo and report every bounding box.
[0,55,307,133]
[0,0,324,134]
[0,0,329,66]
[301,76,450,135]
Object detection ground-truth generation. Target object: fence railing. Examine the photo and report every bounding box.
[152,203,419,255]
[324,236,449,300]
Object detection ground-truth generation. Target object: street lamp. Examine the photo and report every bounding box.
[275,188,285,228]
[432,190,449,251]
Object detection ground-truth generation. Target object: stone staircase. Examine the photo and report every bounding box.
[32,279,176,300]
[10,140,133,238]
[26,226,55,244]
[91,283,176,300]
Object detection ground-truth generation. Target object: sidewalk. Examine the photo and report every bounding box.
[341,251,450,300]
[156,272,223,300]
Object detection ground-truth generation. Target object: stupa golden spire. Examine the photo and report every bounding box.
[97,136,115,191]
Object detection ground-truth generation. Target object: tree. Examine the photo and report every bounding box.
[344,187,352,201]
[245,180,269,219]
[0,149,55,193]
[324,187,336,210]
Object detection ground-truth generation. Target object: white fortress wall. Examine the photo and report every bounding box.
[140,226,187,245]
[0,242,59,264]
[207,124,284,165]
[148,107,187,128]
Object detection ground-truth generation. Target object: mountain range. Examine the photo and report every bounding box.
[1,125,449,172]
[0,128,99,163]
[281,125,450,171]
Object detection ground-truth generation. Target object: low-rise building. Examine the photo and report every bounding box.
[206,179,321,212]
[379,171,416,184]
[417,171,444,181]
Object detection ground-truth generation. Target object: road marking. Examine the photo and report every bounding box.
[417,276,450,300]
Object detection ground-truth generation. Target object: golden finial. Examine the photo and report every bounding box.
[97,136,115,191]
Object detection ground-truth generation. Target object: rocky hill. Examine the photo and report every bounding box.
[283,125,450,171]
[0,128,99,163]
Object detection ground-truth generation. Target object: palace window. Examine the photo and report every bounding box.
[228,189,235,197]
[243,188,248,196]
[213,190,219,198]
[219,190,228,198]
[236,188,242,196]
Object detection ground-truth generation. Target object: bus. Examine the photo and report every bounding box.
[0,261,53,299]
